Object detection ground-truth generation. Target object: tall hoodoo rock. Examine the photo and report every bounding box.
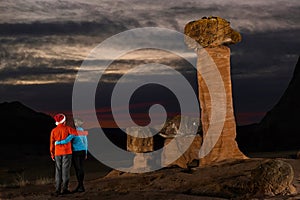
[184,17,246,166]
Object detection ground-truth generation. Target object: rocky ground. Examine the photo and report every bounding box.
[1,158,300,200]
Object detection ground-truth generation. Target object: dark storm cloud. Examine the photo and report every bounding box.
[0,66,78,83]
[0,21,127,36]
[231,29,300,80]
[2,0,299,32]
[0,0,299,125]
[1,51,83,69]
[0,37,83,85]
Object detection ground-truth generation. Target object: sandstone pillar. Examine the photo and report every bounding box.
[184,16,247,166]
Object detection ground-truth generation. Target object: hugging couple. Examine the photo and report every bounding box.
[50,114,88,196]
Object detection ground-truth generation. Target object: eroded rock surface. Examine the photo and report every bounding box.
[162,135,202,168]
[184,16,246,166]
[160,115,202,168]
[126,127,154,170]
[250,159,296,196]
[105,159,297,199]
[126,127,153,153]
[184,16,241,48]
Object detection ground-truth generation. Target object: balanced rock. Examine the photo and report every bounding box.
[161,135,202,168]
[184,16,241,48]
[126,126,153,153]
[184,17,246,166]
[126,127,154,170]
[160,115,201,168]
[159,115,202,138]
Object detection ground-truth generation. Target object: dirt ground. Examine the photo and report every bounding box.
[1,158,300,200]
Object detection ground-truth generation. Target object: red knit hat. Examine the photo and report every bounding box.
[54,113,66,125]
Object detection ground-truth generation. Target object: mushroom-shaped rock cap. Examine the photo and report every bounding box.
[184,16,241,48]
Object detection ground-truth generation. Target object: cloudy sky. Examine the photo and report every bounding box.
[0,0,299,127]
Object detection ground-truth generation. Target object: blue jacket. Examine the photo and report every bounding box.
[55,127,88,155]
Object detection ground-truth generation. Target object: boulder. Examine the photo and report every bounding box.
[186,159,297,198]
[126,126,153,153]
[184,16,241,49]
[250,159,296,196]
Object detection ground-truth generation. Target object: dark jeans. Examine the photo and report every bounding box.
[72,150,86,188]
[55,154,72,192]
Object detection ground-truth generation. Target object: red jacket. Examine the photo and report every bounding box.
[50,124,88,159]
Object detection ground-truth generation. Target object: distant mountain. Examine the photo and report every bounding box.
[237,56,300,153]
[3,57,300,159]
[0,102,135,158]
[0,101,55,157]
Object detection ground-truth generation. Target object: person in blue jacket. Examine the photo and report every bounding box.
[55,118,88,193]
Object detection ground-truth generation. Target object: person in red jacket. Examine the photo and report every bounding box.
[50,113,87,196]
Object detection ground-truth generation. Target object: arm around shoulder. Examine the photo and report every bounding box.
[55,134,74,145]
[69,127,88,136]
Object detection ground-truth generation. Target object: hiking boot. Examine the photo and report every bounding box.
[51,190,60,197]
[77,187,85,193]
[73,186,85,193]
[61,189,72,195]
